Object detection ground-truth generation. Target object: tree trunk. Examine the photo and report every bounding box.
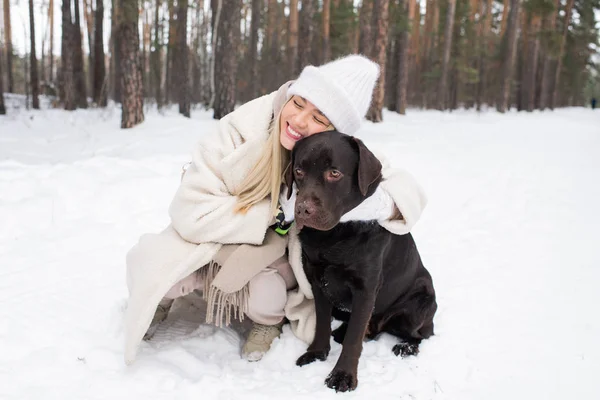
[298,0,315,71]
[49,0,55,82]
[0,49,5,114]
[94,0,107,106]
[420,0,435,108]
[436,0,456,110]
[358,0,373,58]
[152,0,163,107]
[73,0,88,108]
[497,0,521,113]
[83,0,94,91]
[366,0,389,122]
[166,0,177,103]
[248,0,261,99]
[522,14,540,112]
[61,0,76,110]
[550,0,575,109]
[288,0,299,77]
[119,0,144,128]
[176,0,190,117]
[408,0,420,106]
[476,0,493,110]
[500,0,510,37]
[111,0,122,102]
[3,0,14,92]
[322,0,331,62]
[29,0,40,109]
[213,0,240,119]
[263,0,280,92]
[396,0,410,115]
[538,0,559,110]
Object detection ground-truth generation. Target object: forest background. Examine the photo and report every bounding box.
[1,0,599,127]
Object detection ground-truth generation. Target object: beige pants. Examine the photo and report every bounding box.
[164,256,297,326]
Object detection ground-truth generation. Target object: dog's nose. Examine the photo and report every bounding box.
[297,200,316,217]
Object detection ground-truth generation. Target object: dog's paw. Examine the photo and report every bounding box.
[331,323,347,344]
[325,369,357,392]
[392,342,420,357]
[296,349,329,366]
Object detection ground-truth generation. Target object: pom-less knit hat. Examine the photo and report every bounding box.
[287,54,380,135]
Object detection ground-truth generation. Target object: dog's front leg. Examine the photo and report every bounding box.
[296,282,332,366]
[325,290,376,392]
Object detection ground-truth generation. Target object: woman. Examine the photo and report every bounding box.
[124,54,428,364]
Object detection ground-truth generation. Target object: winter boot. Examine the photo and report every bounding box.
[241,321,284,361]
[143,298,174,341]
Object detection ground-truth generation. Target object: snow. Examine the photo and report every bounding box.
[1,102,599,399]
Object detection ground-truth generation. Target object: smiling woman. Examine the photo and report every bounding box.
[124,54,428,366]
[279,96,333,150]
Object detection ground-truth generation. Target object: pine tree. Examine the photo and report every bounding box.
[497,0,522,112]
[119,0,145,128]
[61,0,76,110]
[0,49,5,114]
[299,0,316,71]
[29,0,40,109]
[437,0,456,110]
[3,0,14,93]
[213,0,240,119]
[94,0,107,106]
[366,0,390,122]
[176,0,190,117]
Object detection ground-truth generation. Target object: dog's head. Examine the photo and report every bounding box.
[285,130,383,231]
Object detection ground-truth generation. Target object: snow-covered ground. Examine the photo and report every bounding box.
[1,102,599,399]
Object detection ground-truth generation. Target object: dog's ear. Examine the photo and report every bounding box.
[284,152,295,200]
[353,137,382,196]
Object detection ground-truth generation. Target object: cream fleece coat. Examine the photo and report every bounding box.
[123,87,428,365]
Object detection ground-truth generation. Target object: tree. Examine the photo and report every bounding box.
[396,0,410,115]
[521,13,541,112]
[3,0,14,92]
[248,0,261,99]
[551,0,575,108]
[83,0,94,90]
[176,0,190,117]
[298,0,315,71]
[151,0,163,107]
[111,0,122,102]
[61,0,76,110]
[497,0,522,113]
[213,0,240,119]
[288,0,299,77]
[476,0,493,110]
[28,0,40,108]
[119,0,144,128]
[49,0,55,83]
[366,0,389,122]
[538,0,560,110]
[322,0,331,62]
[94,0,107,106]
[0,49,5,114]
[358,0,373,58]
[73,0,87,107]
[437,0,456,110]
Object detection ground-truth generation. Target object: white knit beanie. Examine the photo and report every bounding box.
[287,54,380,135]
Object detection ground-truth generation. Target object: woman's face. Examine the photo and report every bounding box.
[279,96,333,150]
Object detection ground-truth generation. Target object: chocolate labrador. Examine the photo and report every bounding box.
[286,131,437,392]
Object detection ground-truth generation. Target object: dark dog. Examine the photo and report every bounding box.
[286,131,437,392]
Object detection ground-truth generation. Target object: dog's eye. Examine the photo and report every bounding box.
[294,168,304,177]
[327,170,343,181]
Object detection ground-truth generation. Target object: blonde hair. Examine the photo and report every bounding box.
[234,108,289,216]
